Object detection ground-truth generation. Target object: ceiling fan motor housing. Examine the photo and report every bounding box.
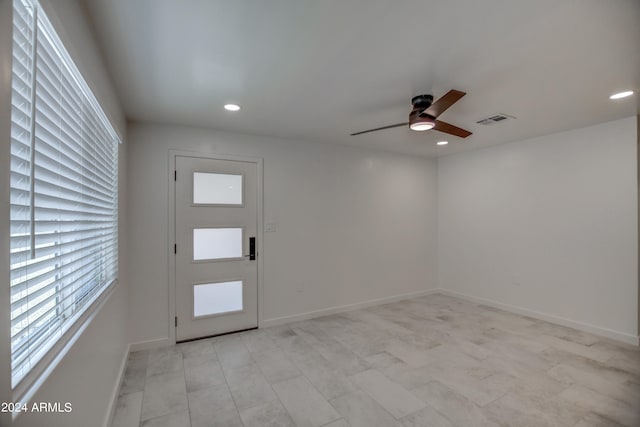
[411,94,433,111]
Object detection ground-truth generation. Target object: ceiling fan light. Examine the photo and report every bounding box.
[409,121,435,131]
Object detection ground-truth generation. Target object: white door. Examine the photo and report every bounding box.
[175,155,258,341]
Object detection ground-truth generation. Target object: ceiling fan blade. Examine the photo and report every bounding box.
[350,122,408,136]
[433,120,472,138]
[424,89,466,118]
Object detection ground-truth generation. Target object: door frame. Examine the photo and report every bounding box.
[168,149,264,344]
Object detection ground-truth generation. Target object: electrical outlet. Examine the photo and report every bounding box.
[265,222,277,232]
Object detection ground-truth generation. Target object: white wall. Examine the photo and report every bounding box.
[126,122,438,345]
[438,117,638,343]
[0,1,129,426]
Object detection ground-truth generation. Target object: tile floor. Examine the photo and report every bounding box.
[112,294,640,427]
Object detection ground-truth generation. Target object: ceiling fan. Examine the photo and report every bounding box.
[351,89,472,138]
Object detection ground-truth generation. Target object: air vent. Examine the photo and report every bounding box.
[476,113,516,125]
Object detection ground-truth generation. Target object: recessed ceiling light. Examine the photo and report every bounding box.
[224,104,241,111]
[609,91,634,100]
[437,141,448,146]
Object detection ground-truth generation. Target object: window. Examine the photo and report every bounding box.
[193,281,244,317]
[193,228,243,261]
[193,172,243,205]
[10,0,120,390]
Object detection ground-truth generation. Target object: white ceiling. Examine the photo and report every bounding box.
[83,0,639,157]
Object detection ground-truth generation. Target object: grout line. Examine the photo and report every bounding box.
[212,337,248,427]
[137,353,148,427]
[180,347,193,427]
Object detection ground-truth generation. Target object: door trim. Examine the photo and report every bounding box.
[168,150,264,345]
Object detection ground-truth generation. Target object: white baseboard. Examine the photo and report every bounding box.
[262,288,440,328]
[437,289,639,346]
[104,343,130,427]
[130,337,173,352]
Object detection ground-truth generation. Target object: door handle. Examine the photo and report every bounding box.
[244,237,256,260]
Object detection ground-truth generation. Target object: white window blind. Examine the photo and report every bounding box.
[10,0,120,389]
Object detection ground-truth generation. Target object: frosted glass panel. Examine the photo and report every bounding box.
[194,281,243,317]
[193,172,243,205]
[193,228,243,260]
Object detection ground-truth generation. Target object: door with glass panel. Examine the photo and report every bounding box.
[175,156,258,341]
